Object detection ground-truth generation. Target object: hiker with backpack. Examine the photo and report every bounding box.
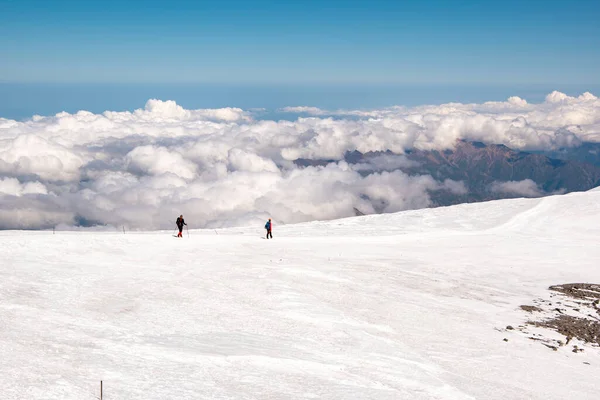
[176,215,187,237]
[265,218,272,239]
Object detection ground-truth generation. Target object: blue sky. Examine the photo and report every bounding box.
[1,0,599,84]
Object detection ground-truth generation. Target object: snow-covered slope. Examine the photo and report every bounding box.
[2,191,600,399]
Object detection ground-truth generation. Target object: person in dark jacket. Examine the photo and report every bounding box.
[176,215,186,237]
[265,218,272,239]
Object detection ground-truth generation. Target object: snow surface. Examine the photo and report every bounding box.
[2,190,600,399]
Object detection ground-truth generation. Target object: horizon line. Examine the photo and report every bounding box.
[2,81,600,87]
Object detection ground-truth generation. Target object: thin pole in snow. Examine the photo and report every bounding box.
[186,225,189,238]
[100,380,103,400]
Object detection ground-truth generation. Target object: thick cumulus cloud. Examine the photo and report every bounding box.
[0,92,598,230]
[0,134,85,181]
[126,145,198,180]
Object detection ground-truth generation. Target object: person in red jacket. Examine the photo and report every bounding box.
[176,215,186,237]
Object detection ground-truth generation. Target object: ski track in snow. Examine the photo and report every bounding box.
[2,191,600,399]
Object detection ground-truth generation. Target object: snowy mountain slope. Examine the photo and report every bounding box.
[1,191,600,399]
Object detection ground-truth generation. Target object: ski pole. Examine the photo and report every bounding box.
[186,225,189,238]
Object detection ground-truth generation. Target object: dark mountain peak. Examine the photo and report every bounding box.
[454,139,517,154]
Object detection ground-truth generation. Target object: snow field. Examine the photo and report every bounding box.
[2,191,600,399]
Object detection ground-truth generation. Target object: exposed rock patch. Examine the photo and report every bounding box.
[548,284,600,301]
[532,315,600,346]
[504,283,600,353]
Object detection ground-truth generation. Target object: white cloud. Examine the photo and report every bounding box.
[0,91,598,229]
[125,145,198,180]
[227,148,280,173]
[507,96,528,106]
[441,179,468,195]
[490,179,544,197]
[280,106,326,115]
[0,135,85,181]
[142,99,252,122]
[545,91,571,103]
[0,178,48,196]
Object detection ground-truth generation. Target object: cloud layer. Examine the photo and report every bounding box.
[0,91,598,230]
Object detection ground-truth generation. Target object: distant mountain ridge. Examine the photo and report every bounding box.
[534,142,600,167]
[294,140,600,209]
[401,140,600,205]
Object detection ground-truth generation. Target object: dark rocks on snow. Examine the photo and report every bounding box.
[520,305,543,313]
[543,344,559,351]
[517,283,600,352]
[549,283,600,300]
[533,315,600,346]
